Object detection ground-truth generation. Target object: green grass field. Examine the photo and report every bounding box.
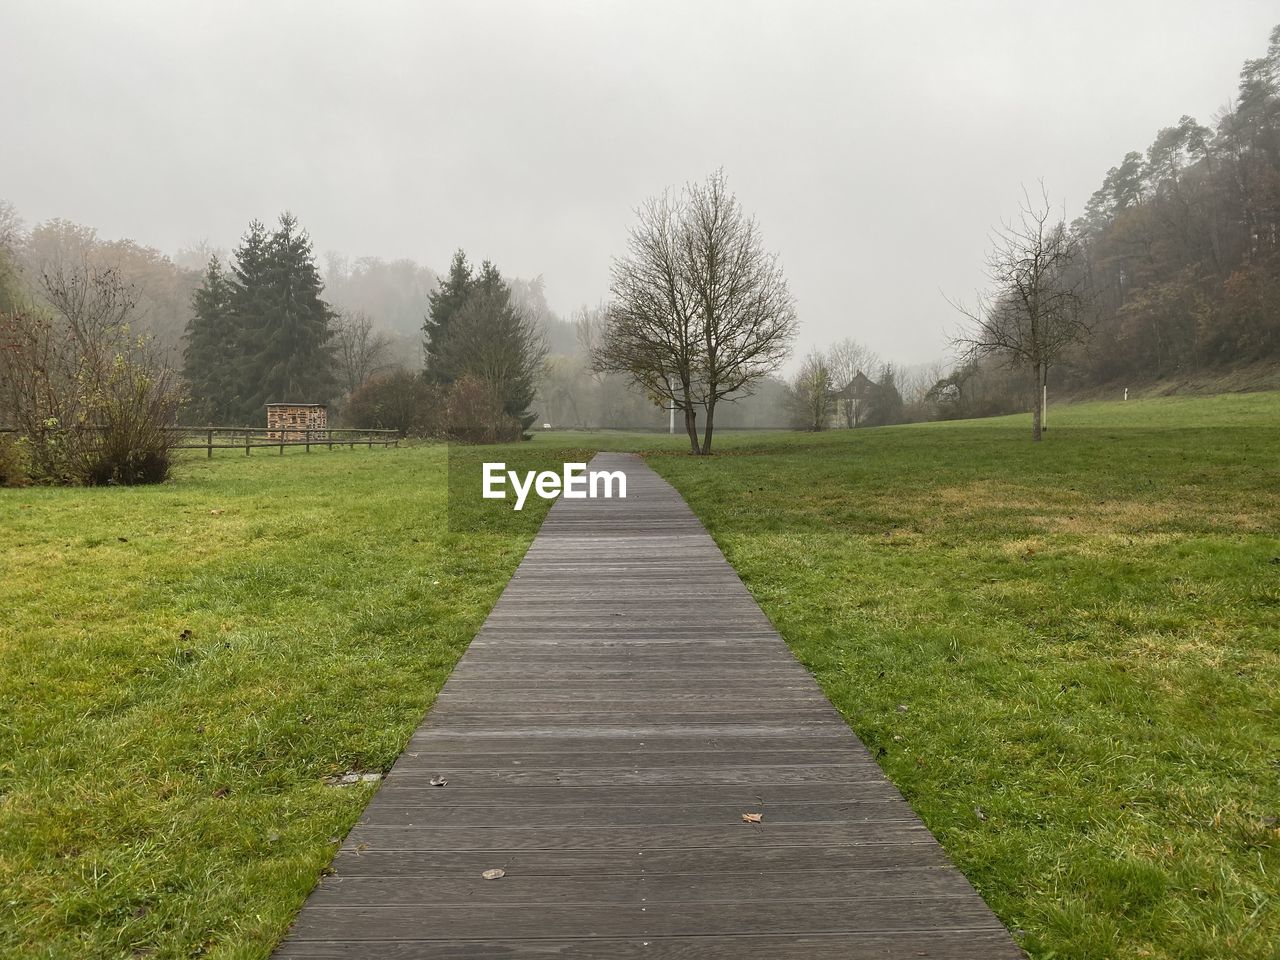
[0,446,564,959]
[2,393,1278,958]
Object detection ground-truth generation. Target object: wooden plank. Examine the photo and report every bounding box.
[357,799,914,827]
[404,734,860,753]
[275,930,1025,959]
[344,822,933,851]
[272,931,1018,960]
[284,897,1006,940]
[302,868,979,906]
[388,749,867,769]
[369,782,904,806]
[328,842,954,878]
[271,453,1017,959]
[367,765,885,788]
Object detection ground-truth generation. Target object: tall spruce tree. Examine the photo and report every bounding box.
[431,259,546,432]
[422,249,473,383]
[182,256,237,422]
[225,219,273,422]
[235,213,336,418]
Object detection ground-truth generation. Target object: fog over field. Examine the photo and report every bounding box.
[2,0,1276,364]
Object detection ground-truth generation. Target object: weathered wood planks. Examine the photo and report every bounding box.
[273,453,1021,959]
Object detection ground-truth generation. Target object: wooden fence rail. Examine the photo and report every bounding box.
[170,426,400,457]
[0,425,401,458]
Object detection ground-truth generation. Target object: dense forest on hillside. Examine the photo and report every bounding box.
[1049,26,1279,394]
[1067,25,1280,384]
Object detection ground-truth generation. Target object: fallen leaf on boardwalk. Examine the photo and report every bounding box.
[481,868,506,880]
[742,812,763,823]
[429,775,448,787]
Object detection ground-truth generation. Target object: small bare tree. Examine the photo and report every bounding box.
[826,337,879,428]
[594,172,797,455]
[951,185,1091,441]
[786,349,834,431]
[333,310,391,396]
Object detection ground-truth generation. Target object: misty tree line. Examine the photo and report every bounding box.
[5,22,1278,480]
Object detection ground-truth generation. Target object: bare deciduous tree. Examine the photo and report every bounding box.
[333,309,392,396]
[785,349,834,431]
[951,185,1091,441]
[593,171,797,455]
[593,190,703,452]
[680,171,798,453]
[826,337,879,428]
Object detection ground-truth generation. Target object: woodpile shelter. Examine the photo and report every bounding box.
[266,403,327,440]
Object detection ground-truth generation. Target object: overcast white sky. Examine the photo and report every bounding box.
[2,1,1276,365]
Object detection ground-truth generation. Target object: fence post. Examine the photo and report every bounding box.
[279,430,285,455]
[207,428,213,459]
[245,430,250,456]
[327,429,333,451]
[305,428,310,454]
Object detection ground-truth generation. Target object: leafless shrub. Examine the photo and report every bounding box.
[0,260,181,484]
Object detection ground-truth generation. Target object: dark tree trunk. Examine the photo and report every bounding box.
[683,403,701,454]
[701,397,717,455]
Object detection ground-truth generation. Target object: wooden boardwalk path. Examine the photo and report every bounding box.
[275,453,1021,959]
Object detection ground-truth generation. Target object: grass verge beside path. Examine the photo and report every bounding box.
[639,393,1280,960]
[0,442,570,959]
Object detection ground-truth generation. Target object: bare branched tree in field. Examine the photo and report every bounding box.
[951,185,1091,441]
[593,171,797,455]
[592,190,703,452]
[827,337,879,428]
[333,310,391,396]
[680,172,798,453]
[786,349,834,431]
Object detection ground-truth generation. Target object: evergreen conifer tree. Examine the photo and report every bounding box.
[432,258,545,432]
[423,249,473,383]
[182,256,237,422]
[225,219,273,421]
[235,213,336,418]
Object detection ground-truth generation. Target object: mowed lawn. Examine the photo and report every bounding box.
[2,394,1277,959]
[627,393,1277,960]
[0,443,574,959]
